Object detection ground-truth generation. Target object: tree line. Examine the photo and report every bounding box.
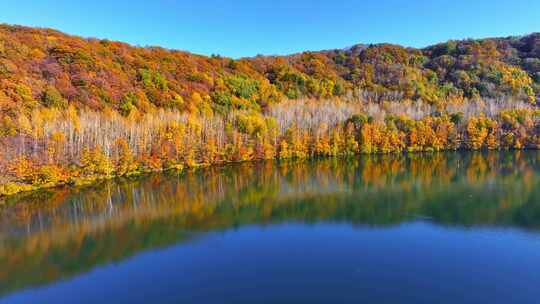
[1,97,538,196]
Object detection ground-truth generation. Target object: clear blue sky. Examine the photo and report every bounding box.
[1,0,539,58]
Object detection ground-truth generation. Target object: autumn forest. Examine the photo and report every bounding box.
[1,24,540,196]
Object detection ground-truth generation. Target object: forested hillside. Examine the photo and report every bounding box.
[1,24,540,118]
[1,24,539,196]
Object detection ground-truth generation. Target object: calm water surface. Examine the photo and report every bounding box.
[1,152,540,303]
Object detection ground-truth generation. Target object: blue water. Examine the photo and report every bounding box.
[1,152,539,303]
[4,222,540,304]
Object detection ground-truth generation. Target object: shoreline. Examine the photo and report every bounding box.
[2,148,536,200]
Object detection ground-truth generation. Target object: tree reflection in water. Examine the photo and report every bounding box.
[0,151,539,295]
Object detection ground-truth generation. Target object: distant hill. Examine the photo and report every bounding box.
[1,23,539,119]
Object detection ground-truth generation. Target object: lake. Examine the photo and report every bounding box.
[1,151,540,303]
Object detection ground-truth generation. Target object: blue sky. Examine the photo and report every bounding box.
[1,0,539,58]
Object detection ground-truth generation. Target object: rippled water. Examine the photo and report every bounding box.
[1,152,540,303]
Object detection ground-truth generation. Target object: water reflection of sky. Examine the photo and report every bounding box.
[4,222,540,304]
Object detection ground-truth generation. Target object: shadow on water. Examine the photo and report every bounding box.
[0,151,540,295]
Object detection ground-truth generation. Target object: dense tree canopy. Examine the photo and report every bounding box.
[1,24,540,122]
[1,24,540,196]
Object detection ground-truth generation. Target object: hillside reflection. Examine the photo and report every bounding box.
[1,151,540,295]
